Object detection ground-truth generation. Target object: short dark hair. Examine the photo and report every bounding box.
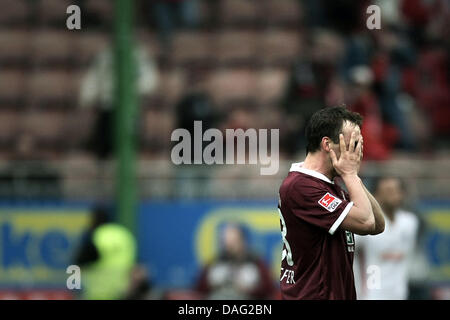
[371,176,406,194]
[305,106,363,154]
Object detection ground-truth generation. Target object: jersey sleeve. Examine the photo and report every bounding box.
[288,181,353,235]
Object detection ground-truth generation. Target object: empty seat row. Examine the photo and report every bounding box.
[0,0,301,28]
[0,30,110,68]
[0,0,112,27]
[0,66,289,109]
[0,28,302,69]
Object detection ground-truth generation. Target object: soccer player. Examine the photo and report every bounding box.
[278,106,385,300]
[354,177,420,300]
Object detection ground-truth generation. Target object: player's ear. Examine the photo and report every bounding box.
[321,137,331,152]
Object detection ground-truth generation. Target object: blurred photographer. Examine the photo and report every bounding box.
[195,223,275,300]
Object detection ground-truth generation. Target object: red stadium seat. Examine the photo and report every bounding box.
[219,0,262,27]
[208,68,257,105]
[31,30,75,68]
[263,0,303,27]
[0,109,20,147]
[157,68,186,107]
[83,0,114,25]
[26,70,81,108]
[141,109,175,152]
[256,68,288,105]
[215,30,258,67]
[0,70,26,106]
[171,31,213,67]
[138,31,161,58]
[36,0,72,26]
[258,30,303,67]
[0,0,29,26]
[74,32,110,68]
[0,30,31,67]
[22,109,68,147]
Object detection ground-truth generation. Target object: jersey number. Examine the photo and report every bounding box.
[278,204,294,267]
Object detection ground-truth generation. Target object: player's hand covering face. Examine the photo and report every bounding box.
[329,126,363,177]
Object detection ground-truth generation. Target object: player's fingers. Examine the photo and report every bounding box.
[329,149,338,166]
[360,138,364,158]
[339,134,346,154]
[355,136,362,156]
[349,131,356,153]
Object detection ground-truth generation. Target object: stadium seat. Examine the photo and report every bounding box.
[138,31,161,58]
[82,0,114,26]
[65,108,96,149]
[157,68,186,107]
[258,30,302,67]
[215,30,258,67]
[36,0,72,26]
[140,109,174,152]
[22,109,68,147]
[263,0,302,27]
[0,109,20,148]
[31,30,75,68]
[27,70,80,108]
[171,31,213,67]
[0,0,29,26]
[0,70,26,106]
[219,0,262,27]
[256,69,288,105]
[207,68,257,105]
[0,30,31,67]
[74,32,110,67]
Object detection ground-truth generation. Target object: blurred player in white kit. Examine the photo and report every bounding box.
[354,176,419,300]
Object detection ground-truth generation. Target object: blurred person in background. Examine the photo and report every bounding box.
[73,206,137,300]
[172,67,219,198]
[195,223,275,300]
[78,43,158,160]
[123,265,162,300]
[281,29,344,157]
[354,176,420,300]
[150,0,200,50]
[74,206,110,267]
[370,26,416,151]
[0,133,62,201]
[346,65,398,160]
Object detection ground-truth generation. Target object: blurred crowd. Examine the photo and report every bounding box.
[0,0,448,200]
[0,0,449,164]
[0,0,448,300]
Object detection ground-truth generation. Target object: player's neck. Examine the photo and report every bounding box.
[303,152,334,180]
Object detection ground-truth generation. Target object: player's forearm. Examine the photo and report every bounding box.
[361,182,385,234]
[341,174,373,223]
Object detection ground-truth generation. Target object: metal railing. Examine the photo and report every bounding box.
[0,155,449,202]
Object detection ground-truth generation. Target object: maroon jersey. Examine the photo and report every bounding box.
[278,162,356,300]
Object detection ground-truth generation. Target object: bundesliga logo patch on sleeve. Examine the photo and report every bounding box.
[318,193,342,212]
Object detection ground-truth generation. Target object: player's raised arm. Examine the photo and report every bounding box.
[330,132,381,235]
[361,181,385,234]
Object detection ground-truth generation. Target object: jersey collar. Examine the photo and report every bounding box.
[289,162,334,184]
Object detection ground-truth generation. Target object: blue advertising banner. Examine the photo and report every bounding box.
[0,204,90,289]
[418,200,450,282]
[138,199,450,290]
[138,200,282,289]
[0,199,448,291]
